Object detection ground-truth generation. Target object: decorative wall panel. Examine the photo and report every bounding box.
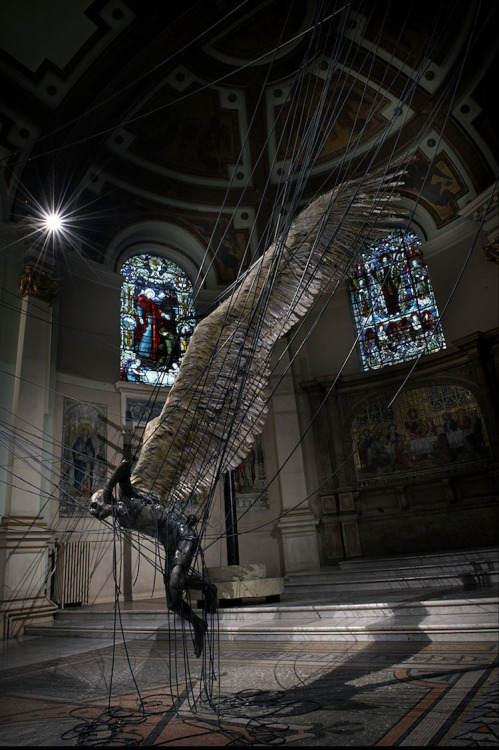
[302,329,499,561]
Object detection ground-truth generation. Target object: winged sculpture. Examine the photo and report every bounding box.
[90,164,405,656]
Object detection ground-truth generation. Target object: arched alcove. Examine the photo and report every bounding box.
[107,220,220,295]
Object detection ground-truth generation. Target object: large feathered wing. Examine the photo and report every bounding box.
[130,166,405,506]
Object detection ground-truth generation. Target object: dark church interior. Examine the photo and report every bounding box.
[0,0,497,745]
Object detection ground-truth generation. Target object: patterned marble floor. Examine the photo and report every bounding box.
[0,634,497,746]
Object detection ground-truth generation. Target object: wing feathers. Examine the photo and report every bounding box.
[131,166,406,505]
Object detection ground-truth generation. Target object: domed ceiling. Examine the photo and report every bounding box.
[1,0,497,286]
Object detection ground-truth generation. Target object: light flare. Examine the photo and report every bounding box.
[41,210,65,233]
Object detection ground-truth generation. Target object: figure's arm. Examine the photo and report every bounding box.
[89,460,132,520]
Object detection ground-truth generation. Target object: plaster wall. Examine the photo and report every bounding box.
[56,262,122,383]
[428,222,499,341]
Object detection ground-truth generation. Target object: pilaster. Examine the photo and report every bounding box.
[1,260,59,637]
[272,343,320,573]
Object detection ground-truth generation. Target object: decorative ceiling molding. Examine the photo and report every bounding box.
[0,0,496,282]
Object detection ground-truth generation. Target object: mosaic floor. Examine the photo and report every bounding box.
[0,636,497,746]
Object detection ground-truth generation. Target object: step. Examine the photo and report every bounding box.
[284,575,499,599]
[24,594,499,643]
[286,559,498,582]
[24,621,498,644]
[284,571,499,594]
[283,548,499,594]
[42,596,499,624]
[288,547,499,576]
[22,548,499,644]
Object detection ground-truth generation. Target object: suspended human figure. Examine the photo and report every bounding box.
[90,163,406,658]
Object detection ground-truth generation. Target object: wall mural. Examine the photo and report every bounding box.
[353,385,489,481]
[60,398,107,517]
[404,151,468,227]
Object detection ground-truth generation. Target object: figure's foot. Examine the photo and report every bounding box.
[193,619,208,658]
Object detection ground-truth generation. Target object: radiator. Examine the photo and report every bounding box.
[52,542,91,608]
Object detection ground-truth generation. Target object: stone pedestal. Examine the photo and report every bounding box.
[206,564,284,605]
[277,509,320,573]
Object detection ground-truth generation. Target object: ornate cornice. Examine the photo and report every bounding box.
[19,264,59,303]
[483,238,499,264]
[459,183,499,262]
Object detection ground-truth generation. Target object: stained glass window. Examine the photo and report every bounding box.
[120,253,196,386]
[349,231,445,371]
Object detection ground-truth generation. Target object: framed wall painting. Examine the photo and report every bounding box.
[60,398,107,517]
[352,385,489,481]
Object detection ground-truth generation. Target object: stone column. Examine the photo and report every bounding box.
[272,343,320,573]
[0,263,59,636]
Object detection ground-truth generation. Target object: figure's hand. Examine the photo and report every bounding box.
[89,489,112,520]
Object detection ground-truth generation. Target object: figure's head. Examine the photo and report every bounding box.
[89,489,112,520]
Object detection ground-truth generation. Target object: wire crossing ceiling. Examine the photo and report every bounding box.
[1,0,497,276]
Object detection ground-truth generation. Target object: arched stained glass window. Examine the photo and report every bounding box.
[120,253,196,386]
[349,231,446,371]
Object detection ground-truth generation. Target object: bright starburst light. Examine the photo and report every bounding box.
[41,210,65,233]
[8,176,113,274]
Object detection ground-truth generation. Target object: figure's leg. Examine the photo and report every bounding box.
[163,532,208,658]
[184,569,218,613]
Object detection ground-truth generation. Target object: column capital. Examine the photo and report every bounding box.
[19,264,59,303]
